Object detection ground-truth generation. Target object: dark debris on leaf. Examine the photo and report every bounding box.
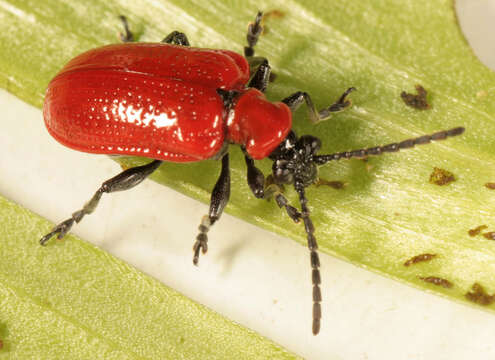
[468,225,488,237]
[400,84,431,110]
[485,182,495,190]
[429,167,455,186]
[418,276,453,289]
[465,283,495,306]
[404,253,437,267]
[482,232,495,240]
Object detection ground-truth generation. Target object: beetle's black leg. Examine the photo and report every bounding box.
[40,160,162,246]
[282,87,356,124]
[245,11,263,57]
[119,15,190,46]
[193,153,231,265]
[243,152,265,198]
[270,189,302,223]
[248,59,271,93]
[245,12,277,86]
[294,183,322,335]
[119,15,134,42]
[243,150,301,222]
[313,127,465,165]
[161,31,190,46]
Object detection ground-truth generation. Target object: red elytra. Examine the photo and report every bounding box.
[43,42,291,161]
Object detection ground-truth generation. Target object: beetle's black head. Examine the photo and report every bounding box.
[268,131,321,189]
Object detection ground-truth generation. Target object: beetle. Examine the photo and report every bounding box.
[40,12,465,335]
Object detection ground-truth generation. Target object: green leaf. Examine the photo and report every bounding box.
[0,195,296,359]
[1,0,495,350]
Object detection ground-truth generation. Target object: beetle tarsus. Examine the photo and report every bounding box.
[39,160,162,246]
[273,192,302,223]
[327,87,356,113]
[119,15,134,42]
[39,218,75,245]
[244,11,263,57]
[194,218,210,264]
[193,154,230,265]
[243,151,302,222]
[244,11,277,87]
[282,87,356,124]
[193,232,208,266]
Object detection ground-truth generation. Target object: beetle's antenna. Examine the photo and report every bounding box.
[313,127,464,165]
[295,183,322,335]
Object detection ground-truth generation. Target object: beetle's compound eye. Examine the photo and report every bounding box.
[297,135,321,154]
[273,159,294,184]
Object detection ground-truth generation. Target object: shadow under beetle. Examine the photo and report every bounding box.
[40,12,465,335]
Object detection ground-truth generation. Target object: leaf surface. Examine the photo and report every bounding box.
[0,195,296,359]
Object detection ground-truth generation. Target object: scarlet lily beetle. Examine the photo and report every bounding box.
[40,12,465,335]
